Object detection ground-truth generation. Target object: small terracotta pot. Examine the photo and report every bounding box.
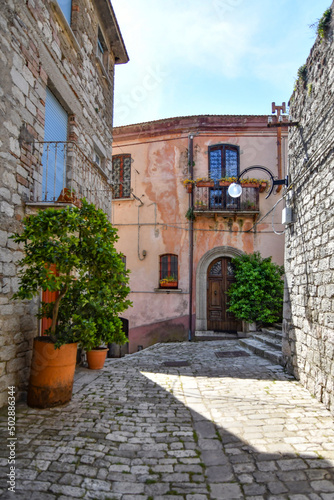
[27,337,78,408]
[86,348,108,370]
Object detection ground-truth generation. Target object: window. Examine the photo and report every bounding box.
[94,150,101,167]
[97,27,109,71]
[160,254,178,288]
[112,154,131,198]
[57,0,72,25]
[209,144,239,209]
[42,88,68,202]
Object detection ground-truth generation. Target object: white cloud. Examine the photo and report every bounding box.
[111,0,329,125]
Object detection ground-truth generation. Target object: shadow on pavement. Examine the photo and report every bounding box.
[0,342,333,499]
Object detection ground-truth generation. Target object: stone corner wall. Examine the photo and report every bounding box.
[0,0,120,407]
[283,3,334,414]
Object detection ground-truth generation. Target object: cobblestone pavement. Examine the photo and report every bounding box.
[1,340,334,500]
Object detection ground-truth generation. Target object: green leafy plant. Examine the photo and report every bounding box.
[185,207,195,221]
[227,252,284,325]
[317,8,331,40]
[11,200,132,349]
[297,64,307,83]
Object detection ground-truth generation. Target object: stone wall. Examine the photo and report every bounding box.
[0,0,127,407]
[283,3,334,414]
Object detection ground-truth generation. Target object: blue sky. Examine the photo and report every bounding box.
[112,0,330,126]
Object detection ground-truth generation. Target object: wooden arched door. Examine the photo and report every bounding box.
[207,257,242,332]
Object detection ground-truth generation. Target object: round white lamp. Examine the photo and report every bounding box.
[228,183,243,198]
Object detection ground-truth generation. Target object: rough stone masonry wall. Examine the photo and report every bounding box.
[283,3,334,414]
[0,0,117,407]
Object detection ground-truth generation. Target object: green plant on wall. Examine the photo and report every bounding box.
[227,252,284,325]
[185,207,195,221]
[12,200,132,349]
[317,8,331,40]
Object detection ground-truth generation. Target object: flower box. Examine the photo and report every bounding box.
[196,181,215,188]
[160,280,178,289]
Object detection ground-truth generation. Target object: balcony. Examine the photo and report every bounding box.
[28,141,112,218]
[193,182,261,219]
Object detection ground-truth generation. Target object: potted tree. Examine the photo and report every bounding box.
[12,200,131,407]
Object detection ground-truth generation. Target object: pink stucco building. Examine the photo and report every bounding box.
[112,115,287,353]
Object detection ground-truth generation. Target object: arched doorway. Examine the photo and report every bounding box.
[196,246,243,332]
[207,257,242,332]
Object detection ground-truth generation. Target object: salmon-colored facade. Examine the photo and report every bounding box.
[112,115,287,353]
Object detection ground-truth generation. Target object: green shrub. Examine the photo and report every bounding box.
[227,252,284,325]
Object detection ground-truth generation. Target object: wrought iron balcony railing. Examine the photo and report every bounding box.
[193,184,260,214]
[29,141,112,218]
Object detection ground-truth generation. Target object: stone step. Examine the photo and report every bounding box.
[239,338,284,365]
[252,333,282,352]
[194,331,244,341]
[261,327,283,340]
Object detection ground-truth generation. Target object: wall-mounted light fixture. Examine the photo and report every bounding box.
[227,166,289,200]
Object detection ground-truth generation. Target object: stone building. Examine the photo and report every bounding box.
[283,3,334,414]
[0,0,128,407]
[112,114,287,353]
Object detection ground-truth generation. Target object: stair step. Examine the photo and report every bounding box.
[239,338,283,365]
[195,331,239,341]
[260,327,283,340]
[252,334,282,351]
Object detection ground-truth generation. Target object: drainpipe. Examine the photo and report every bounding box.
[188,134,194,341]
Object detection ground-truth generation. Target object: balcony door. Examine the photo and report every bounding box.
[42,88,68,201]
[209,145,239,210]
[207,257,242,332]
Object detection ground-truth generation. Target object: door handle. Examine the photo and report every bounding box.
[214,290,217,295]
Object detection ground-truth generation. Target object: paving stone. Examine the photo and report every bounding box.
[210,482,243,499]
[0,340,333,499]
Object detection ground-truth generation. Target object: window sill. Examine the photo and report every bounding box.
[154,288,183,294]
[112,197,133,202]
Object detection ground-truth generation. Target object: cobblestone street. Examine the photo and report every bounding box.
[0,340,334,499]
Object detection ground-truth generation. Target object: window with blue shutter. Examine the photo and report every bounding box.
[57,0,72,25]
[42,88,68,201]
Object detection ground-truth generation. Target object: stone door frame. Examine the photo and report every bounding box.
[195,246,244,332]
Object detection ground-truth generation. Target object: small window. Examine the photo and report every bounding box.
[112,154,131,198]
[159,254,178,289]
[97,27,109,71]
[94,151,101,167]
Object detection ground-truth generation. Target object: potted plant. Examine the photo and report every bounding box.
[11,200,131,407]
[182,179,195,193]
[219,177,269,192]
[62,286,129,370]
[159,275,178,288]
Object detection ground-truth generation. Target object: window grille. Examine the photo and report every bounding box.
[112,154,131,198]
[160,254,178,288]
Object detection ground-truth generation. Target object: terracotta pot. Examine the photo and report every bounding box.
[186,183,193,193]
[86,347,108,370]
[27,337,78,408]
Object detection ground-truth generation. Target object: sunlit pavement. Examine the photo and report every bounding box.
[1,340,334,499]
